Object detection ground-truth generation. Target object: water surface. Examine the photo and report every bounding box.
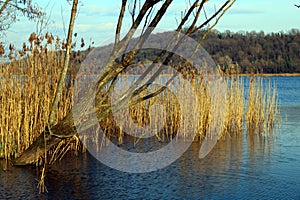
[1,76,300,199]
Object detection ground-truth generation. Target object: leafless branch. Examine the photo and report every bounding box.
[128,0,137,24]
[115,0,127,45]
[192,0,231,34]
[0,0,10,16]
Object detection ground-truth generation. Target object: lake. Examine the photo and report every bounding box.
[0,76,300,199]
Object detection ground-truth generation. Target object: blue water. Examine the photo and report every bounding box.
[1,76,300,199]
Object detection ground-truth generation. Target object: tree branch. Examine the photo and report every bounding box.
[48,0,78,126]
[115,0,127,45]
[192,0,231,34]
[0,0,10,16]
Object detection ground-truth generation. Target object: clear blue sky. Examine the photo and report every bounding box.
[5,0,300,47]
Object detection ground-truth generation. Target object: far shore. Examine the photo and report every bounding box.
[3,73,300,77]
[238,73,300,77]
[117,73,300,77]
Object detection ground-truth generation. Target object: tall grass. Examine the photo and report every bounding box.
[0,33,76,160]
[246,77,279,135]
[95,72,279,152]
[0,35,280,161]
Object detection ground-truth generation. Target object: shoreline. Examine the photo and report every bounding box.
[2,73,300,78]
[117,73,300,77]
[237,73,300,77]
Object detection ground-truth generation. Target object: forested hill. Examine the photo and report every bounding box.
[73,29,300,75]
[194,29,300,73]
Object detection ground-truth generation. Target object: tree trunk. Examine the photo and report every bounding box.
[48,0,78,126]
[13,0,79,165]
[13,114,76,165]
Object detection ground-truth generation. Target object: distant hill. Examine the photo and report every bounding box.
[76,29,300,75]
[196,29,300,73]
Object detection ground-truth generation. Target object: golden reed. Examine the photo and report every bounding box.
[0,34,279,161]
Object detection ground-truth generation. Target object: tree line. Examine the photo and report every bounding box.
[194,29,300,74]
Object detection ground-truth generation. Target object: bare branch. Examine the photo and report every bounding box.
[176,0,200,33]
[128,0,137,24]
[185,0,206,34]
[61,5,67,38]
[0,0,10,16]
[0,0,44,32]
[191,0,236,60]
[115,0,127,45]
[192,0,231,34]
[141,6,153,35]
[111,0,174,98]
[1,0,43,17]
[36,2,54,36]
[93,0,163,91]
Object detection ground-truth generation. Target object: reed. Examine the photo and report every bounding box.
[222,76,245,137]
[96,72,279,150]
[0,35,280,161]
[246,77,279,135]
[0,33,76,160]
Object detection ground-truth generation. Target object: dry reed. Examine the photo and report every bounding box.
[95,72,279,151]
[0,33,77,160]
[0,35,279,161]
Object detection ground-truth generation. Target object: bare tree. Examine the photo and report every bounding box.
[48,0,78,126]
[36,0,79,193]
[13,0,236,166]
[0,0,44,32]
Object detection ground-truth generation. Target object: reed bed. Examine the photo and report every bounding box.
[0,35,280,160]
[96,72,279,151]
[246,77,279,135]
[0,33,76,160]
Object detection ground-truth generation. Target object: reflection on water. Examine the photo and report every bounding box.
[1,128,298,199]
[1,76,300,199]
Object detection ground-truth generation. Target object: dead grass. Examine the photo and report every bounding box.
[0,33,76,160]
[0,34,280,160]
[96,72,279,150]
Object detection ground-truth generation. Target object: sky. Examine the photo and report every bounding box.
[3,0,300,48]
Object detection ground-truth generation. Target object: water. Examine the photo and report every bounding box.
[1,76,300,199]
